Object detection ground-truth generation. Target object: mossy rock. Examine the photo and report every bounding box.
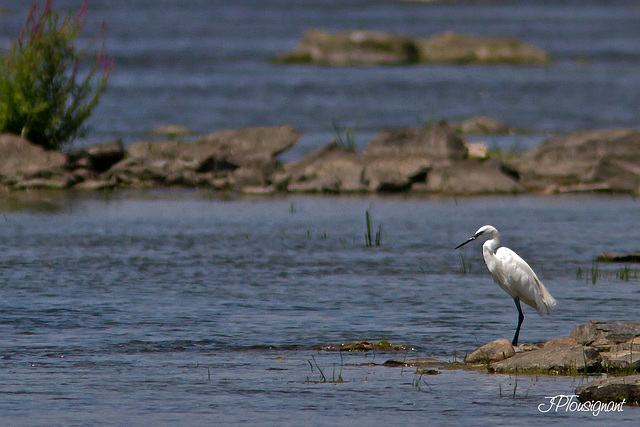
[318,340,409,352]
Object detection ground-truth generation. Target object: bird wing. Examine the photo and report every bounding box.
[493,247,557,315]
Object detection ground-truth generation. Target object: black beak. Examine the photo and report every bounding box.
[454,236,476,250]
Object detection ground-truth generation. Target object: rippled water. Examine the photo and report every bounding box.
[3,0,640,154]
[2,0,640,424]
[0,192,639,424]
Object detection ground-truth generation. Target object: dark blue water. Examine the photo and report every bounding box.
[0,192,639,425]
[2,0,640,424]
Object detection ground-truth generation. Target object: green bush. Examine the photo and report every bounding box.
[0,1,113,150]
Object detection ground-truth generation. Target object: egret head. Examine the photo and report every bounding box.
[454,225,498,249]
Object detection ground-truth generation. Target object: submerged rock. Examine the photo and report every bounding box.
[319,340,409,352]
[596,253,640,263]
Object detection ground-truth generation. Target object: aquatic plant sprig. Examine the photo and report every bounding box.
[412,371,433,392]
[305,354,344,383]
[331,113,364,151]
[577,260,639,284]
[365,209,381,247]
[458,253,468,274]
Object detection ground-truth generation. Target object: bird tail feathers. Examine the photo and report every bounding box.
[534,278,557,316]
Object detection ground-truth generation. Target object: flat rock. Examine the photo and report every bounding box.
[146,124,192,137]
[571,320,640,350]
[415,160,524,195]
[275,29,419,65]
[417,32,550,65]
[124,140,184,163]
[195,125,300,164]
[466,339,515,363]
[12,173,73,190]
[110,126,300,188]
[363,121,467,161]
[109,159,178,185]
[512,128,640,191]
[74,177,118,190]
[362,155,430,192]
[277,122,469,193]
[456,116,513,135]
[66,140,125,174]
[544,337,578,347]
[240,185,277,195]
[601,338,640,370]
[492,343,601,374]
[514,342,544,354]
[276,122,524,195]
[0,134,66,179]
[276,30,549,66]
[125,125,299,167]
[277,143,367,193]
[576,375,640,404]
[591,158,640,193]
[466,143,488,160]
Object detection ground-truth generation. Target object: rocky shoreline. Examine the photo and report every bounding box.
[467,320,640,404]
[335,320,640,405]
[2,118,640,196]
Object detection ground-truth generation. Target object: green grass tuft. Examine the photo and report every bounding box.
[365,210,381,247]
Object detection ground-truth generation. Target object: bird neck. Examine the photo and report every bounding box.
[482,236,499,255]
[482,237,500,275]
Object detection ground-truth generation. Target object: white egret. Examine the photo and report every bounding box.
[454,225,556,346]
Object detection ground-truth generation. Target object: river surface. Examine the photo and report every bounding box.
[0,192,639,425]
[1,0,640,425]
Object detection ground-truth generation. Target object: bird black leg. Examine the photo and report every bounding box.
[512,297,524,346]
